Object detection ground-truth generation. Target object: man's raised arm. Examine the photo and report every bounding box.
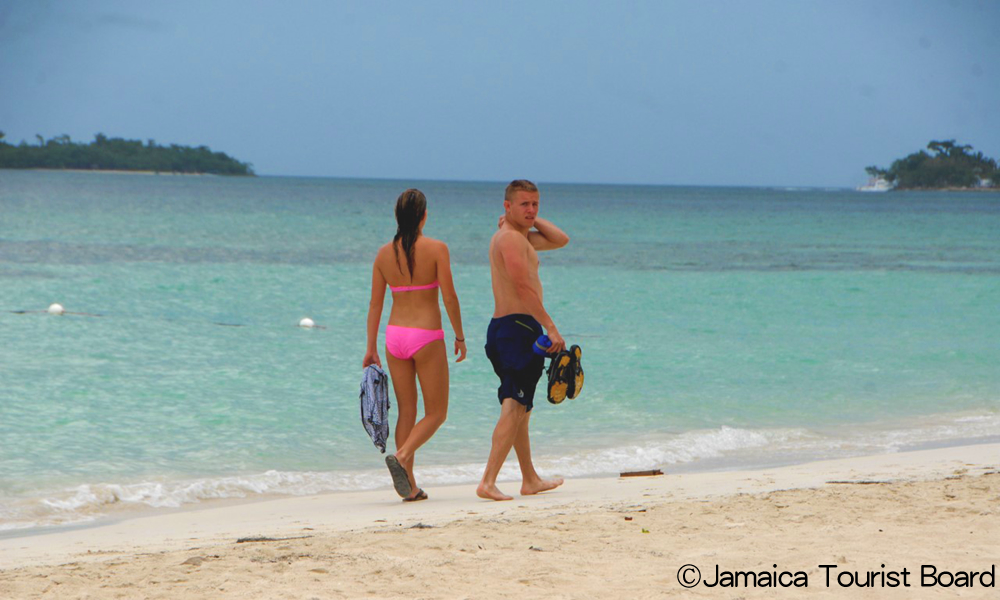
[527,217,569,252]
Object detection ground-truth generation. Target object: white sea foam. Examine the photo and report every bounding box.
[0,471,388,532]
[2,411,997,533]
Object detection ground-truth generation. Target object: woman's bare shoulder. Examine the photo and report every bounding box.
[373,242,398,269]
[420,237,450,253]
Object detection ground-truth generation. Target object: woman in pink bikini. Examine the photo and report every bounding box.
[363,188,466,501]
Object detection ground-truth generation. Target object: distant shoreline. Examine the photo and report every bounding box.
[893,186,1000,193]
[5,169,1000,188]
[0,135,254,176]
[4,168,215,176]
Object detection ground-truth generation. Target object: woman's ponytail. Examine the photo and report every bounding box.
[392,189,427,279]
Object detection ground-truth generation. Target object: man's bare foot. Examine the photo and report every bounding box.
[476,483,513,501]
[521,477,564,496]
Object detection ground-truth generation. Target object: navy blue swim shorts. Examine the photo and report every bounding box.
[484,314,546,412]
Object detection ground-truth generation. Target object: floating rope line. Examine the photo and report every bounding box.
[7,309,104,317]
[4,304,325,329]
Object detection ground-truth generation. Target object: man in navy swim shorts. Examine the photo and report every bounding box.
[485,314,545,411]
[477,179,570,501]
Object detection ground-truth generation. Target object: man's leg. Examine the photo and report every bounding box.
[512,412,564,495]
[476,398,527,501]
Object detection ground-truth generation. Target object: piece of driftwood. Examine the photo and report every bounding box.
[235,535,312,544]
[826,480,890,485]
[620,469,663,478]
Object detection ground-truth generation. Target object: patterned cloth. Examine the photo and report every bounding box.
[359,364,391,453]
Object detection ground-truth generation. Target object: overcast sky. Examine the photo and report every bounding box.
[1,1,997,187]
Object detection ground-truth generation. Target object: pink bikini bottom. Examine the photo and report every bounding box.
[386,325,445,360]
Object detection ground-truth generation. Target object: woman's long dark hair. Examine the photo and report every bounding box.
[393,189,427,279]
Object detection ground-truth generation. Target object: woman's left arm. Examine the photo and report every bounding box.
[436,243,467,363]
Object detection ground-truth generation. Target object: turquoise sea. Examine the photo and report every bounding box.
[2,171,998,532]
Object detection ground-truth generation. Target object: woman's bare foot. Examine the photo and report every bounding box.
[521,477,564,496]
[476,483,513,501]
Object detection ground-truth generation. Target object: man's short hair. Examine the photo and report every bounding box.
[505,179,538,203]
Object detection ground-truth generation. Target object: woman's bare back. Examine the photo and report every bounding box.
[376,237,445,329]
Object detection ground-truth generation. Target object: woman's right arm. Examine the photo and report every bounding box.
[364,260,387,368]
[436,243,467,363]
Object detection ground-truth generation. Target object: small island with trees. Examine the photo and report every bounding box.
[0,131,254,176]
[864,140,998,191]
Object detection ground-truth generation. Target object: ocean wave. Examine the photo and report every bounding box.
[0,470,387,533]
[2,410,998,533]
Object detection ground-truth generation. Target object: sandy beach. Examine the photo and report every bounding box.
[1,443,997,599]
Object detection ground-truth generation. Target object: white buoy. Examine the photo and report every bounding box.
[298,317,315,328]
[48,303,65,315]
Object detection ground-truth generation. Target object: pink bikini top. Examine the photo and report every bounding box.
[389,281,440,293]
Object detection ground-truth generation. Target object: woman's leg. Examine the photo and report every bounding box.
[395,339,449,472]
[386,349,418,489]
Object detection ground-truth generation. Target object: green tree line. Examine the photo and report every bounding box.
[866,140,998,190]
[0,131,254,176]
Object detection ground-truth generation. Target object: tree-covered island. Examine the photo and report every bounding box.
[0,131,254,176]
[865,140,998,191]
